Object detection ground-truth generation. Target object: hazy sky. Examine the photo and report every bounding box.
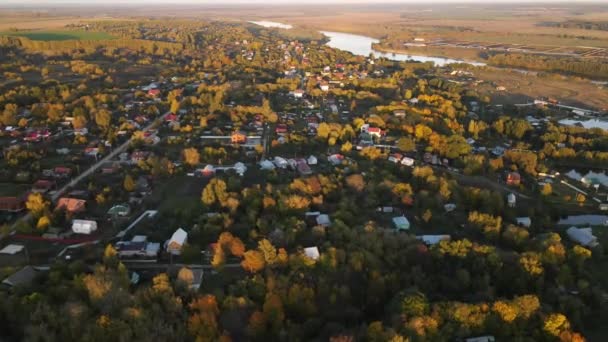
[3,0,606,4]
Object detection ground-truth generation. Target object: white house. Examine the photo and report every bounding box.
[307,155,318,165]
[417,235,451,245]
[566,227,599,248]
[304,246,320,260]
[166,228,188,255]
[516,217,531,228]
[72,220,98,235]
[316,214,331,227]
[259,160,276,170]
[444,203,456,212]
[507,193,516,208]
[392,216,410,231]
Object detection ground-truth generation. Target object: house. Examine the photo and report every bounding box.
[147,88,161,97]
[367,127,383,139]
[166,228,188,255]
[131,151,150,163]
[32,180,55,193]
[506,172,521,186]
[233,162,247,176]
[53,166,72,178]
[116,236,160,259]
[507,193,516,208]
[198,165,216,177]
[84,147,100,157]
[259,160,276,170]
[466,336,495,342]
[492,146,505,156]
[388,153,403,164]
[107,204,131,217]
[316,214,331,227]
[304,246,320,260]
[56,198,87,214]
[273,157,289,169]
[393,109,406,117]
[2,266,39,288]
[0,197,25,212]
[165,113,178,122]
[72,219,98,234]
[292,89,305,98]
[0,244,25,255]
[417,235,451,245]
[307,155,318,165]
[401,157,415,167]
[296,158,312,176]
[231,131,247,144]
[328,154,344,165]
[516,217,531,228]
[566,227,599,248]
[392,216,410,231]
[444,203,456,212]
[275,124,288,134]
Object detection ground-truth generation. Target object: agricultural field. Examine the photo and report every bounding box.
[0,29,114,41]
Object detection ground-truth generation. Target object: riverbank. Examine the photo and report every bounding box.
[372,44,486,65]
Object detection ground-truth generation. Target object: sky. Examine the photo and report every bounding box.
[3,0,606,4]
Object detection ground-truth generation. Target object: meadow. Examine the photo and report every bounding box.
[0,30,114,41]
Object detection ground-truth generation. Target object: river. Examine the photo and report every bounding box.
[250,21,485,66]
[321,31,487,67]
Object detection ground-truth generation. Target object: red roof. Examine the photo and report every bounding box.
[148,89,161,96]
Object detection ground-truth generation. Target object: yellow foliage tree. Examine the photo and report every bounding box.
[123,174,136,192]
[36,215,51,231]
[182,148,200,166]
[241,250,265,273]
[26,193,49,218]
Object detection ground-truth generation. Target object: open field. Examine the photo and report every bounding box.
[0,15,81,31]
[0,30,114,41]
[473,68,608,110]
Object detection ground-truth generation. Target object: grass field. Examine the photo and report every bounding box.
[0,30,114,41]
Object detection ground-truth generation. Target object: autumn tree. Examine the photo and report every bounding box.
[345,174,365,192]
[182,148,200,166]
[26,193,49,218]
[123,174,136,192]
[95,109,111,130]
[188,295,220,340]
[241,250,265,273]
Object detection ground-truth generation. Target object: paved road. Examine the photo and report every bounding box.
[3,112,170,238]
[122,262,241,270]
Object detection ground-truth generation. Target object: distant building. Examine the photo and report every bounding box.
[392,216,410,231]
[56,198,87,214]
[72,219,98,235]
[0,197,25,212]
[417,235,450,245]
[506,172,521,186]
[166,228,188,255]
[107,204,131,217]
[316,214,331,227]
[304,246,320,260]
[231,131,247,144]
[2,266,39,288]
[507,193,517,208]
[516,217,531,228]
[566,227,599,248]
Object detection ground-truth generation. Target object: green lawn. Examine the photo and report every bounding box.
[0,30,114,41]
